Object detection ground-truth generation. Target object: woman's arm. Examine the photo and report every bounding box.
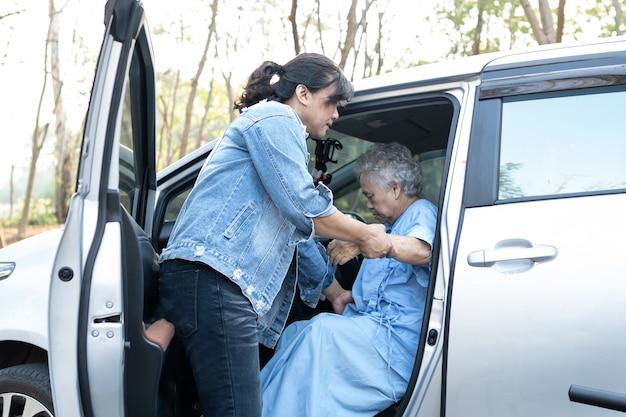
[386,235,431,266]
[321,279,354,314]
[327,234,431,266]
[313,211,390,259]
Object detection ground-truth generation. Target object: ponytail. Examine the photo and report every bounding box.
[234,53,354,113]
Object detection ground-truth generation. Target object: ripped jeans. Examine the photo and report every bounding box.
[159,259,262,417]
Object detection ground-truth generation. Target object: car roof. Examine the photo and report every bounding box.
[351,35,626,96]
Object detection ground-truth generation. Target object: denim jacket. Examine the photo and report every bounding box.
[159,100,336,347]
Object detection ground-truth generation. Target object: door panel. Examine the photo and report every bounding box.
[85,222,125,416]
[447,195,626,416]
[446,82,626,416]
[49,1,159,416]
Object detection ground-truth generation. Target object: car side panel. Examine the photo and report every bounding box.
[447,194,626,416]
[445,55,626,415]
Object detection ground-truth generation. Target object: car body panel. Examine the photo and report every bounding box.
[442,39,626,416]
[1,2,625,414]
[0,228,62,350]
[447,194,626,416]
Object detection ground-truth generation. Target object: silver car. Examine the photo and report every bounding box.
[1,0,626,416]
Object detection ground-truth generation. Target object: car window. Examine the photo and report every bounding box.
[498,87,626,200]
[306,135,371,175]
[117,40,156,221]
[158,156,445,227]
[332,153,445,223]
[158,99,453,229]
[118,73,137,213]
[164,188,190,221]
[311,99,453,223]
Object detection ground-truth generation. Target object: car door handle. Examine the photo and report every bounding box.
[569,384,626,413]
[467,238,557,267]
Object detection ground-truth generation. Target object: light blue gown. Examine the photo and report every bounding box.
[261,199,438,417]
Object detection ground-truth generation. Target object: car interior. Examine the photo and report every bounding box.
[134,95,455,417]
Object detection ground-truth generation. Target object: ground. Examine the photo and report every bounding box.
[0,225,61,248]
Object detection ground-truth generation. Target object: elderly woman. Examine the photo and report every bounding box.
[260,142,438,417]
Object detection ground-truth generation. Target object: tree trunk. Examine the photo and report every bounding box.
[520,0,549,44]
[17,4,55,239]
[289,0,300,55]
[472,0,487,55]
[196,55,216,150]
[178,0,218,160]
[555,0,566,42]
[353,0,375,78]
[49,0,71,224]
[225,70,238,122]
[520,0,564,45]
[163,68,181,168]
[612,0,623,35]
[9,164,14,219]
[538,0,557,43]
[337,0,358,70]
[373,10,383,76]
[315,0,325,56]
[18,123,49,239]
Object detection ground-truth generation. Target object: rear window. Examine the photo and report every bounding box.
[498,88,626,200]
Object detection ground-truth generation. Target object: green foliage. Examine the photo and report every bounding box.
[583,0,625,37]
[433,0,589,58]
[499,162,524,199]
[1,198,57,227]
[155,69,232,170]
[5,0,625,230]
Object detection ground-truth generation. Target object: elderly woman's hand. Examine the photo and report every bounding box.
[327,239,361,265]
[322,279,354,314]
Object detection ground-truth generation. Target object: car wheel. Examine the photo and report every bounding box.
[0,363,54,417]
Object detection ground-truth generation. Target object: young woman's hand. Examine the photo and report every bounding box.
[358,223,391,259]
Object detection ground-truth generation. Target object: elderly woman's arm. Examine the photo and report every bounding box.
[322,279,354,314]
[327,234,431,267]
[386,235,431,266]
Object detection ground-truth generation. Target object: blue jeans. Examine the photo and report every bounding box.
[159,259,262,417]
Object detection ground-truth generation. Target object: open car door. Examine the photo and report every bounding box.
[48,1,161,416]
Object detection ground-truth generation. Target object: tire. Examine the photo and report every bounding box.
[0,363,54,417]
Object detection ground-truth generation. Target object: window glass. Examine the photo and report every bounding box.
[119,81,135,212]
[308,99,453,223]
[164,188,191,221]
[159,100,452,227]
[333,153,444,224]
[118,45,145,215]
[499,89,626,199]
[306,135,371,175]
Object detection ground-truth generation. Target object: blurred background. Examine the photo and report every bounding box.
[0,0,621,245]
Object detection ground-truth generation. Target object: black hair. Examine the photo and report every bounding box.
[234,52,354,112]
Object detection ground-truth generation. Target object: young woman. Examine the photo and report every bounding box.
[157,53,391,417]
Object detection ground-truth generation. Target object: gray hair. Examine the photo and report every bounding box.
[354,142,423,196]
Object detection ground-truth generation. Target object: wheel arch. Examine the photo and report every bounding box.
[0,340,48,370]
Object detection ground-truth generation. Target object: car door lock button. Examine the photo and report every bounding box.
[58,267,74,282]
[427,329,438,346]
